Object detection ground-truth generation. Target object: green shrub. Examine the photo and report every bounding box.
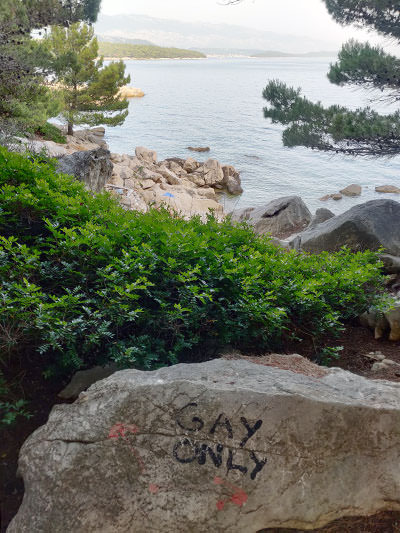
[35,122,67,144]
[0,373,31,426]
[0,147,384,390]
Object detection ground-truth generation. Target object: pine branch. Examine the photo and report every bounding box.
[263,80,400,157]
[328,40,400,102]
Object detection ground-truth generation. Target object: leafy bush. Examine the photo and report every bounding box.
[0,147,384,394]
[0,373,31,426]
[35,122,67,144]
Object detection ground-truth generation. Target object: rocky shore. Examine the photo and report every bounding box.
[36,126,243,218]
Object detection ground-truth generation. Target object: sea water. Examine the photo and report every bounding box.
[104,57,400,215]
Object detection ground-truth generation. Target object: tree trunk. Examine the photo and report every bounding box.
[67,122,73,136]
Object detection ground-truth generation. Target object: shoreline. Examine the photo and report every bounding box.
[102,56,206,61]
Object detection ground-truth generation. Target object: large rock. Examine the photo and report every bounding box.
[297,200,400,255]
[226,176,243,195]
[135,146,157,164]
[231,196,312,238]
[56,148,113,193]
[307,208,335,230]
[203,158,224,186]
[381,254,400,274]
[9,359,400,533]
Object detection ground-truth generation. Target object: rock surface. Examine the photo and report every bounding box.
[376,185,400,194]
[297,200,400,255]
[58,365,118,400]
[22,131,241,218]
[360,298,400,342]
[231,196,312,238]
[307,208,335,230]
[340,184,362,197]
[56,148,113,193]
[9,359,400,533]
[319,193,343,201]
[187,146,210,153]
[381,254,400,274]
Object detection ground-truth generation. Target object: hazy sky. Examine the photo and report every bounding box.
[100,0,389,48]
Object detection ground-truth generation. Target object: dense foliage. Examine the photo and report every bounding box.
[98,42,206,60]
[0,0,102,136]
[41,23,130,135]
[0,147,385,423]
[260,0,400,156]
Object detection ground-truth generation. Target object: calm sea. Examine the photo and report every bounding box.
[104,57,400,215]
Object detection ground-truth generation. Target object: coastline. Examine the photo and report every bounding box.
[102,56,206,61]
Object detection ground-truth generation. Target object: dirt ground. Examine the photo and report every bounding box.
[1,325,400,532]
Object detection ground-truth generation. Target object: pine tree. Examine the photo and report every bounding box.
[42,23,130,136]
[262,0,400,156]
[0,0,102,135]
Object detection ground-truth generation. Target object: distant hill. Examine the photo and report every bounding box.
[98,36,155,46]
[98,42,206,59]
[95,13,338,54]
[252,50,337,58]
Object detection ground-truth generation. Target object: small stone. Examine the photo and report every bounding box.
[319,193,343,201]
[371,362,390,372]
[332,193,343,201]
[364,351,385,362]
[375,185,400,194]
[187,146,210,153]
[382,359,400,367]
[340,184,362,197]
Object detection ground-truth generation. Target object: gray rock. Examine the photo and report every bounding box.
[56,148,113,193]
[10,359,400,533]
[231,196,312,238]
[58,365,118,400]
[372,359,400,372]
[308,208,335,230]
[226,176,243,195]
[381,254,400,274]
[363,351,385,362]
[298,200,400,255]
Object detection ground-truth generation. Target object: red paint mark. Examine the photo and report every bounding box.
[108,423,144,473]
[216,500,225,511]
[108,423,139,439]
[214,477,248,511]
[149,484,159,494]
[230,488,248,507]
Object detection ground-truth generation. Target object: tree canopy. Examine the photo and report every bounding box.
[0,0,102,136]
[228,0,400,156]
[43,23,130,135]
